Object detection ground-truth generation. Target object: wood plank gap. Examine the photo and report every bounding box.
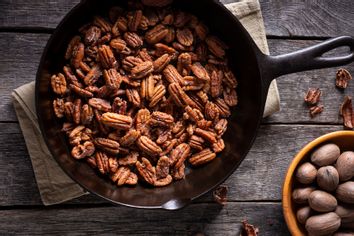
[0,27,53,34]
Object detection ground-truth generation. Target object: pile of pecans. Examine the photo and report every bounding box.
[50,0,238,187]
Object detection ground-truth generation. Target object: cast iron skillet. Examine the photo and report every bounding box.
[36,0,354,210]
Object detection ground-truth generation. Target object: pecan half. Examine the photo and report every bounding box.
[51,73,67,95]
[71,43,85,69]
[189,135,204,151]
[120,129,141,146]
[156,156,170,179]
[126,88,141,107]
[101,112,133,130]
[304,88,321,105]
[53,98,65,118]
[223,87,238,106]
[191,62,210,81]
[80,104,94,125]
[83,65,101,86]
[195,128,217,143]
[73,98,82,124]
[95,151,110,174]
[141,75,155,100]
[103,68,121,89]
[177,53,192,76]
[136,136,162,157]
[195,22,208,40]
[93,16,112,33]
[110,38,131,55]
[128,10,143,32]
[153,54,172,72]
[84,26,101,46]
[64,102,74,122]
[94,138,120,155]
[241,220,259,236]
[169,143,191,168]
[108,157,119,173]
[145,24,169,44]
[154,175,172,187]
[189,148,216,166]
[131,61,154,79]
[215,98,231,117]
[88,98,111,112]
[125,172,138,185]
[215,119,228,136]
[149,111,174,127]
[111,166,131,186]
[213,185,228,206]
[163,65,185,85]
[118,151,139,166]
[184,106,204,123]
[212,138,225,153]
[168,83,198,108]
[98,45,117,69]
[71,141,95,159]
[69,84,93,98]
[65,36,81,60]
[336,68,352,89]
[223,70,238,89]
[136,157,156,185]
[176,28,193,46]
[210,70,222,98]
[206,36,226,58]
[340,96,354,128]
[122,56,144,71]
[309,104,324,118]
[205,101,220,121]
[124,32,143,48]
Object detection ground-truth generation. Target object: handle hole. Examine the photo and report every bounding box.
[320,45,352,58]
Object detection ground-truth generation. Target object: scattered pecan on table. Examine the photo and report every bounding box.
[335,68,352,89]
[240,220,259,236]
[340,96,354,129]
[213,185,228,206]
[51,0,239,187]
[304,88,323,117]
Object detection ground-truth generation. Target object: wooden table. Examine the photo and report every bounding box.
[0,1,353,235]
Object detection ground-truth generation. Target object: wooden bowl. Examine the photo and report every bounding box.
[282,130,354,236]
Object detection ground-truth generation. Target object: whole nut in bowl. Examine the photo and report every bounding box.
[282,131,354,236]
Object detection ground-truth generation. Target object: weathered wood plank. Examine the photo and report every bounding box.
[0,202,289,235]
[1,32,353,124]
[0,0,353,38]
[0,122,341,206]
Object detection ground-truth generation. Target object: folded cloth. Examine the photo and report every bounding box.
[12,0,280,205]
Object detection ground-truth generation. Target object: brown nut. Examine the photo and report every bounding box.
[336,181,354,204]
[295,162,317,184]
[308,190,337,212]
[296,206,312,225]
[305,212,341,236]
[311,143,340,166]
[336,151,354,182]
[292,186,316,204]
[335,204,354,224]
[316,166,339,192]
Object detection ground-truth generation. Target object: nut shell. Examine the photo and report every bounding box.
[335,204,354,224]
[292,186,315,204]
[305,212,341,236]
[336,181,354,204]
[295,162,317,184]
[336,151,354,182]
[316,166,339,192]
[311,143,340,166]
[296,206,312,224]
[308,190,337,212]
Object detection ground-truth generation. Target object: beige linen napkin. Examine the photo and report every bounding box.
[12,0,280,205]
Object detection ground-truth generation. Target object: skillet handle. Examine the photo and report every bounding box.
[261,36,354,85]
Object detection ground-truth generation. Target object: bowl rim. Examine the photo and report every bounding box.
[282,130,354,236]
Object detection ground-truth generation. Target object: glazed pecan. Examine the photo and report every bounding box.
[69,84,93,98]
[195,22,208,40]
[64,102,74,122]
[191,62,210,81]
[189,148,216,166]
[176,28,193,46]
[156,156,170,179]
[53,98,65,118]
[205,101,220,121]
[65,36,81,61]
[212,138,225,153]
[122,56,144,71]
[136,157,156,185]
[98,45,117,69]
[168,83,198,108]
[154,175,172,187]
[118,151,139,166]
[120,129,141,146]
[156,128,171,144]
[124,32,143,48]
[223,70,238,89]
[164,27,175,43]
[88,98,111,112]
[309,105,324,118]
[169,143,190,168]
[183,76,203,91]
[141,75,155,100]
[128,10,143,32]
[101,112,133,130]
[110,38,131,55]
[215,119,228,136]
[241,220,259,236]
[189,135,204,151]
[171,163,185,180]
[304,88,321,105]
[63,65,81,87]
[83,65,101,85]
[206,36,226,58]
[131,61,154,79]
[114,17,128,33]
[136,108,151,131]
[126,88,141,107]
[184,106,204,123]
[111,166,131,186]
[223,87,238,106]
[174,11,191,27]
[136,136,162,157]
[93,16,112,33]
[125,172,138,185]
[84,26,101,46]
[213,185,228,206]
[94,138,120,155]
[210,70,222,98]
[340,96,354,129]
[73,98,82,124]
[138,48,153,61]
[81,104,94,125]
[51,73,67,95]
[160,139,177,156]
[71,43,85,69]
[153,54,172,72]
[177,53,192,76]
[163,65,185,85]
[336,68,352,89]
[112,97,127,114]
[71,141,95,160]
[215,98,231,117]
[145,24,169,44]
[103,68,121,90]
[149,111,174,127]
[195,128,217,143]
[155,43,177,58]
